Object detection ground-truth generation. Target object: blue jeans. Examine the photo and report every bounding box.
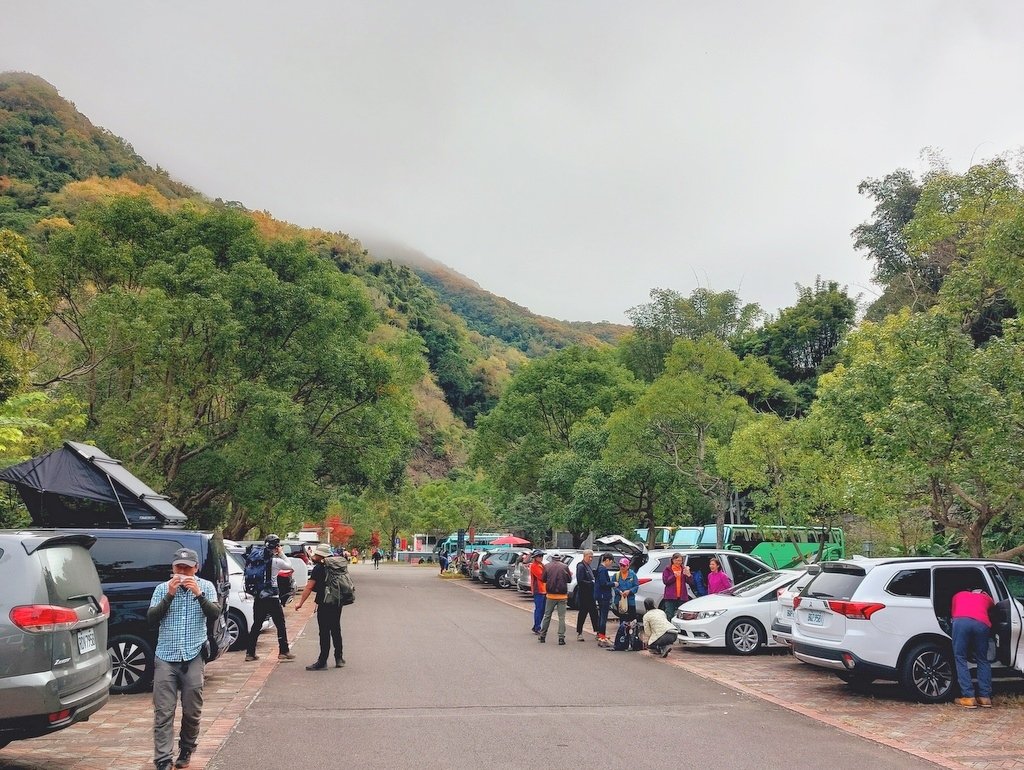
[597,598,611,635]
[952,617,992,698]
[533,593,546,632]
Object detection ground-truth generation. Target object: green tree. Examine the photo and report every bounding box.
[734,278,857,411]
[471,346,641,495]
[0,229,50,399]
[816,310,1024,558]
[621,287,762,381]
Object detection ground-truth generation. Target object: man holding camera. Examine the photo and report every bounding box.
[147,548,220,770]
[244,534,296,662]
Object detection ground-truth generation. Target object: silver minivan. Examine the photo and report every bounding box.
[0,531,111,749]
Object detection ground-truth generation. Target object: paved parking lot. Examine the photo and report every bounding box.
[3,569,1023,770]
[465,578,1024,770]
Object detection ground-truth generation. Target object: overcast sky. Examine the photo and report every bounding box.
[5,2,1024,323]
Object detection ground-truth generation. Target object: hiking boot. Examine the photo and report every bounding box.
[538,636,545,643]
[954,697,978,709]
[278,652,296,661]
[335,658,346,668]
[577,634,585,642]
[174,749,192,768]
[977,697,993,708]
[660,646,671,658]
[306,661,328,671]
[243,654,258,662]
[558,638,566,645]
[155,762,172,770]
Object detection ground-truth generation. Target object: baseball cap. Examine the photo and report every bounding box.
[531,549,545,557]
[265,534,281,547]
[172,548,199,568]
[619,557,630,567]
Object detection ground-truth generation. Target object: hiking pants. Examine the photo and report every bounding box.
[153,655,205,768]
[597,597,611,636]
[316,603,343,663]
[575,583,599,635]
[540,597,567,640]
[649,630,678,653]
[532,593,546,632]
[953,617,992,698]
[247,596,289,656]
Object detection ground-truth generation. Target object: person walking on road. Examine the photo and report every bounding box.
[529,549,546,635]
[951,588,995,708]
[539,555,573,645]
[595,552,615,647]
[244,534,296,663]
[147,547,220,770]
[295,543,345,671]
[372,549,382,569]
[574,549,599,642]
[642,597,678,658]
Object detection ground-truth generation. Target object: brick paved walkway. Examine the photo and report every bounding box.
[0,605,317,770]
[464,578,1024,770]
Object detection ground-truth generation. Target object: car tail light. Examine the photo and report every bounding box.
[637,578,652,585]
[10,605,79,632]
[792,596,801,609]
[278,568,294,578]
[482,558,491,565]
[296,552,310,564]
[826,600,885,619]
[100,595,110,617]
[47,709,72,724]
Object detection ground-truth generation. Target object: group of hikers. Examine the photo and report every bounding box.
[527,549,733,653]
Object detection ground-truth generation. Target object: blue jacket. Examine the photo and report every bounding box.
[613,569,639,607]
[595,565,614,602]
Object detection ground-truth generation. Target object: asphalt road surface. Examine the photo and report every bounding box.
[210,564,938,769]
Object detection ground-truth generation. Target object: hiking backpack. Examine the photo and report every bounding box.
[322,555,355,606]
[244,546,277,599]
[613,621,631,651]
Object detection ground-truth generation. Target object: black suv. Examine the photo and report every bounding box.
[60,529,230,694]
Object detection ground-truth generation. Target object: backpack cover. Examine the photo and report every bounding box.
[244,546,277,599]
[322,555,355,606]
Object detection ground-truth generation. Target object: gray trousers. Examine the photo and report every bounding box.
[153,655,205,766]
[540,597,567,639]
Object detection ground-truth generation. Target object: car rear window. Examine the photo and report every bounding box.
[90,537,184,582]
[38,544,101,601]
[801,566,866,600]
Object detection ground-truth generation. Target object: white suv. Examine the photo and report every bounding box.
[791,557,1024,702]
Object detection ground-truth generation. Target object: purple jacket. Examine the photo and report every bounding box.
[662,566,694,601]
[707,570,732,594]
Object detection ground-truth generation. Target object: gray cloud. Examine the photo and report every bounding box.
[5,1,1023,322]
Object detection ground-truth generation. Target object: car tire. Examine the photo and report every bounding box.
[899,641,955,703]
[226,609,249,651]
[496,571,510,589]
[725,617,765,656]
[108,633,154,694]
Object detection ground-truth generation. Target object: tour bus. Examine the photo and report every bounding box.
[634,526,704,549]
[434,532,518,558]
[696,524,845,568]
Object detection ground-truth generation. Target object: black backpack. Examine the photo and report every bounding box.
[613,621,632,651]
[244,546,277,599]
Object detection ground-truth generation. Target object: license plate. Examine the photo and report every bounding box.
[785,607,794,619]
[805,611,824,626]
[77,627,97,654]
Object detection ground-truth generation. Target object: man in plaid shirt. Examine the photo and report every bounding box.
[148,548,220,770]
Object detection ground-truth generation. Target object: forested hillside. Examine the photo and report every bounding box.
[362,237,628,355]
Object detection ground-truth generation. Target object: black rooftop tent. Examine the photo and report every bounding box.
[0,440,187,528]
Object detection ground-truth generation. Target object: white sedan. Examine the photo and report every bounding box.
[671,569,804,655]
